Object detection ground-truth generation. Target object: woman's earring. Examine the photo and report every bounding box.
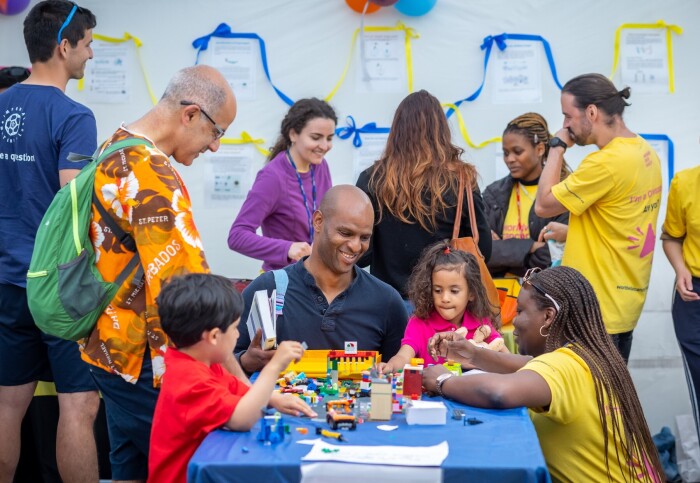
[539,325,549,337]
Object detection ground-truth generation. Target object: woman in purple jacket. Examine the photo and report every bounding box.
[228,98,336,270]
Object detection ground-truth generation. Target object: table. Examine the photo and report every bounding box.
[188,398,550,483]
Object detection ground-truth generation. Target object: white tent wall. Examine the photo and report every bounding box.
[2,0,698,437]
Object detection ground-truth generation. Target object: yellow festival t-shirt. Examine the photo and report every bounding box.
[552,136,662,334]
[663,165,700,278]
[502,183,538,240]
[521,347,654,482]
[81,128,210,385]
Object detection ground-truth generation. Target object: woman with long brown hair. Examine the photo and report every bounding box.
[356,90,491,303]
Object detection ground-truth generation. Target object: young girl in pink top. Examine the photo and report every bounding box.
[379,241,506,373]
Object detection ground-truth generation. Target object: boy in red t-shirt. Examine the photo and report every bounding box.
[148,273,316,483]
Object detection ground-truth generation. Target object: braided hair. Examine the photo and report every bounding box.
[526,266,663,482]
[407,240,497,328]
[503,112,571,181]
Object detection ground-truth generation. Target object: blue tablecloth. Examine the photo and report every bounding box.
[188,398,550,483]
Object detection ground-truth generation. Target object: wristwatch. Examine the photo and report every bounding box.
[436,372,455,399]
[549,137,568,151]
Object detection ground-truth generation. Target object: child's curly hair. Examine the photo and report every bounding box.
[407,240,496,327]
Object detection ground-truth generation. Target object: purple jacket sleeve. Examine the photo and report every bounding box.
[228,166,293,267]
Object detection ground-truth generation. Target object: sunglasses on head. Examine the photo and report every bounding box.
[523,268,560,313]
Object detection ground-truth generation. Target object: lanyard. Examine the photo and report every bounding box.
[286,149,317,243]
[514,183,535,240]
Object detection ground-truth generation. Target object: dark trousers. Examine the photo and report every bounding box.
[610,330,634,364]
[673,277,700,440]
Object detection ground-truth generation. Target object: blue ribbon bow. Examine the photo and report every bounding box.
[335,116,391,148]
[192,23,294,106]
[446,33,564,118]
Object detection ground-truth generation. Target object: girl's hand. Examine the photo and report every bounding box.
[288,242,312,261]
[538,222,568,243]
[377,362,394,375]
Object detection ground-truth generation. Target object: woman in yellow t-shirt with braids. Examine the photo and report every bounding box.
[483,113,570,278]
[423,266,663,482]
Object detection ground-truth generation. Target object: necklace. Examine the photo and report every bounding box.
[286,149,317,243]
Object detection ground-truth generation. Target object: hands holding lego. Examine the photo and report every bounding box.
[376,361,395,375]
[269,341,305,372]
[428,330,477,368]
[269,392,317,418]
[240,329,276,373]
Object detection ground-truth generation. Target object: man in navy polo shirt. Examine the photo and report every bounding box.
[0,2,99,481]
[235,185,408,374]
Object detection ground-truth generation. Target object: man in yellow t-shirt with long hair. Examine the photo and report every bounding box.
[534,73,662,364]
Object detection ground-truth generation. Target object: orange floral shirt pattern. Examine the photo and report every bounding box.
[81,128,209,385]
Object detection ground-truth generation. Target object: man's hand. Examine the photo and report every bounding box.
[676,268,700,302]
[538,222,568,243]
[240,329,275,373]
[269,392,317,418]
[554,128,575,148]
[288,242,312,262]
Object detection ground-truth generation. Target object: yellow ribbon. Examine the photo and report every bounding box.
[325,21,419,101]
[441,103,501,149]
[610,20,683,93]
[78,32,158,105]
[220,131,269,157]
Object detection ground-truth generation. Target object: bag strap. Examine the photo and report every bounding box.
[452,168,480,246]
[272,269,289,316]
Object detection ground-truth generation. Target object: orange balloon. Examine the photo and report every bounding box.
[345,0,380,14]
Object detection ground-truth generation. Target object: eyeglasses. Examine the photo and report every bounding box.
[180,100,225,140]
[523,268,561,313]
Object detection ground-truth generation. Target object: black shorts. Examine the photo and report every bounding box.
[0,283,95,393]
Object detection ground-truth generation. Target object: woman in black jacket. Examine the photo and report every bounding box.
[356,90,491,302]
[484,113,569,278]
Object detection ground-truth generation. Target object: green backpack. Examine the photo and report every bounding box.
[26,138,151,341]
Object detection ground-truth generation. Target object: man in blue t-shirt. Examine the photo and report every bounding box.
[0,2,100,481]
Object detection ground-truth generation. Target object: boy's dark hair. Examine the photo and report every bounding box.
[157,273,244,349]
[24,0,97,63]
[407,240,496,327]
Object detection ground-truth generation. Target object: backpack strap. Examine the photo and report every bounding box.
[272,269,289,316]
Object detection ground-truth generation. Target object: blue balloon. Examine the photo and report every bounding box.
[394,0,437,16]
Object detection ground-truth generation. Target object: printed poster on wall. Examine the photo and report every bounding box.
[620,29,669,94]
[208,37,257,101]
[356,31,407,94]
[86,41,133,103]
[353,133,389,183]
[491,41,542,104]
[204,145,254,206]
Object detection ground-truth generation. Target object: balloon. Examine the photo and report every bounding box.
[394,0,437,16]
[370,0,399,6]
[345,0,380,14]
[0,0,31,15]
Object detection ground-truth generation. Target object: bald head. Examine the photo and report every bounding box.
[319,185,373,225]
[161,65,235,119]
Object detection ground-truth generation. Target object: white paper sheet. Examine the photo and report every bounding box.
[301,462,441,483]
[491,41,542,104]
[620,29,669,94]
[356,31,407,93]
[86,41,133,104]
[302,440,448,467]
[203,145,254,205]
[352,132,388,182]
[208,37,257,101]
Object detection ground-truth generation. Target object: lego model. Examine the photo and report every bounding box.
[443,360,462,376]
[360,370,371,396]
[326,399,357,430]
[402,358,424,400]
[281,350,381,380]
[256,412,286,444]
[370,377,393,420]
